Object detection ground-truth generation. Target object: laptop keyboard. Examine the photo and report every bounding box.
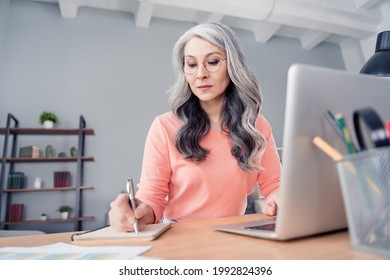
[245,223,276,231]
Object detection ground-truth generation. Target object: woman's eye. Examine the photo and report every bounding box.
[186,62,197,68]
[208,60,219,66]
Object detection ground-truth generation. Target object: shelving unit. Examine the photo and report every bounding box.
[0,113,95,231]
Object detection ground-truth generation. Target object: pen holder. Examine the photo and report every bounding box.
[335,146,390,257]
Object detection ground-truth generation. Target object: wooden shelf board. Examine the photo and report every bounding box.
[2,157,94,163]
[0,128,94,135]
[1,216,94,226]
[3,186,94,193]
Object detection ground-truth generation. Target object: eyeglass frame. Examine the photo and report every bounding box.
[183,57,227,75]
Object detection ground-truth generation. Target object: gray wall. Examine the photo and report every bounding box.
[0,0,345,232]
[0,0,10,87]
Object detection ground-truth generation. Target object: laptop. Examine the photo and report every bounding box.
[215,63,390,240]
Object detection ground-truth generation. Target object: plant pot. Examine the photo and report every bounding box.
[61,212,69,219]
[43,120,54,129]
[40,214,48,221]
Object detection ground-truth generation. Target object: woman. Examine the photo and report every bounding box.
[109,23,281,232]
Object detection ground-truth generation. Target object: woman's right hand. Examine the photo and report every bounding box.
[108,193,155,232]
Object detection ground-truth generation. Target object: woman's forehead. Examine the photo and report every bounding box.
[184,37,225,58]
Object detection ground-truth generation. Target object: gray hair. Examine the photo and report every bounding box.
[168,22,265,171]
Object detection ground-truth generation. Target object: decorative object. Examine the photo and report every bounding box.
[57,205,72,219]
[360,30,390,77]
[40,213,48,221]
[70,146,77,157]
[33,177,43,189]
[39,111,58,128]
[45,145,53,157]
[58,152,66,157]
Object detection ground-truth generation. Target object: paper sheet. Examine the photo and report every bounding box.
[0,242,151,260]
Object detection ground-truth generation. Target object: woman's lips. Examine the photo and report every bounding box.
[197,85,212,91]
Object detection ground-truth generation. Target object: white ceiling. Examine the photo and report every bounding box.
[31,0,388,50]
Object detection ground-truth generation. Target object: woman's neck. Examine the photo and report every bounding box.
[200,100,224,131]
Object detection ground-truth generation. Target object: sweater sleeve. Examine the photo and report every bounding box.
[135,117,171,223]
[256,115,281,198]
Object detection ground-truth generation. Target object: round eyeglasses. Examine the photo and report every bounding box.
[183,58,227,75]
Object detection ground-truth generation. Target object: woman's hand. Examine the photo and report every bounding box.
[108,193,155,232]
[262,190,279,216]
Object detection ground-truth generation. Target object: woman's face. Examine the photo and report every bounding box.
[183,37,230,108]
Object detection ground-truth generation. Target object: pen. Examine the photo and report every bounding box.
[324,110,344,140]
[126,178,139,234]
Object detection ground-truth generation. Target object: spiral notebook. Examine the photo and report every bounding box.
[71,223,172,245]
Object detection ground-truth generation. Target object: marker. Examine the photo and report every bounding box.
[126,178,139,234]
[334,113,358,154]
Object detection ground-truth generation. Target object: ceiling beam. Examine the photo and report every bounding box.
[205,13,224,23]
[33,0,387,50]
[355,0,383,9]
[253,22,282,44]
[268,0,380,39]
[300,31,330,50]
[140,0,381,39]
[135,1,154,28]
[58,0,79,18]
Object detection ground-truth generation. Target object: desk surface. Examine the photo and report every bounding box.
[0,214,385,259]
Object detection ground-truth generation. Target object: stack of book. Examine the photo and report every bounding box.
[8,204,24,222]
[7,172,25,189]
[19,145,41,158]
[54,171,71,188]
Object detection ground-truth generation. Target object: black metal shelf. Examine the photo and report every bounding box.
[0,113,95,232]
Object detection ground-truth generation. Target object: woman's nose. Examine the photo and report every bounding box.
[196,64,209,78]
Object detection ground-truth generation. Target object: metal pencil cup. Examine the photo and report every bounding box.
[335,146,390,257]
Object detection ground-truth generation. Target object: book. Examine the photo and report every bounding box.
[19,145,40,158]
[8,204,24,222]
[7,172,25,189]
[71,223,172,245]
[53,171,71,187]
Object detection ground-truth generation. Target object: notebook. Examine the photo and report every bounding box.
[71,223,171,244]
[215,63,390,240]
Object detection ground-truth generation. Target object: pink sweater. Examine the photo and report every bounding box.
[136,112,281,223]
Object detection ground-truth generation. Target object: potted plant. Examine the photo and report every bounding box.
[40,213,48,221]
[57,205,72,219]
[39,111,58,128]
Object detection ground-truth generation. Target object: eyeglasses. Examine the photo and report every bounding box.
[183,58,227,75]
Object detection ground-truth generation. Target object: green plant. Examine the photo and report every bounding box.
[39,111,58,124]
[57,205,72,213]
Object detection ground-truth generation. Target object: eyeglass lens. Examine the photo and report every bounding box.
[184,58,226,74]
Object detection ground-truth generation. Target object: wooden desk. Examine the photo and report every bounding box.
[0,214,385,259]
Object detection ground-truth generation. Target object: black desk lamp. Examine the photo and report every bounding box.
[360,30,390,77]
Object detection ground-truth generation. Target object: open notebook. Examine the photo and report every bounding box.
[71,223,171,244]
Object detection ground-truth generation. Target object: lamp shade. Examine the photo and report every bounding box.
[360,31,390,77]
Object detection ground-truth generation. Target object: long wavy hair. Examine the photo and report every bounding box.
[168,23,265,171]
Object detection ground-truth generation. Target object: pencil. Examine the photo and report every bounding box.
[312,136,343,160]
